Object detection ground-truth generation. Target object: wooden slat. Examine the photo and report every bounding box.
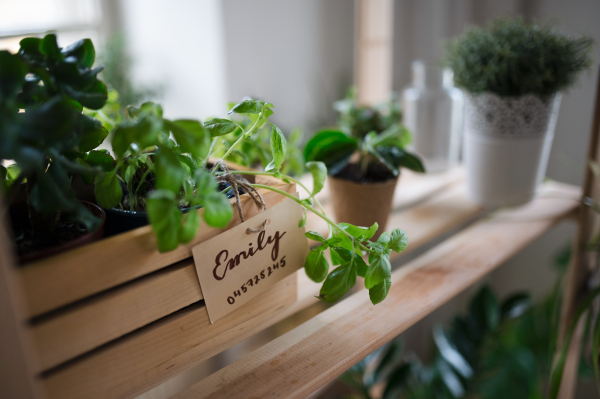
[557,67,600,399]
[31,171,469,372]
[32,260,202,371]
[172,181,581,399]
[0,197,46,399]
[21,184,294,317]
[43,274,297,399]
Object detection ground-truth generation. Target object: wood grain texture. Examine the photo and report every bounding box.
[171,181,580,399]
[21,184,294,317]
[43,274,297,399]
[0,197,46,399]
[32,260,202,371]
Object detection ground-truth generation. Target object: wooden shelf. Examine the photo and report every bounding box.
[171,180,581,399]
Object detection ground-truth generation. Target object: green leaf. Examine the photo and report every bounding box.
[354,253,368,277]
[61,38,95,68]
[369,276,391,304]
[304,246,329,282]
[378,147,425,173]
[500,293,531,320]
[270,124,287,171]
[111,123,137,158]
[147,190,182,252]
[305,161,327,196]
[592,312,600,394]
[388,229,408,252]
[0,165,7,193]
[377,232,390,246]
[382,363,411,399]
[374,341,403,383]
[469,286,500,332]
[203,192,233,228]
[339,222,378,241]
[79,124,108,152]
[305,230,326,243]
[63,79,108,110]
[0,51,27,97]
[193,168,218,196]
[164,119,210,158]
[228,99,268,114]
[155,148,185,194]
[303,130,358,175]
[318,262,357,303]
[330,246,353,266]
[39,34,61,59]
[365,253,391,289]
[433,326,473,379]
[436,357,465,398]
[74,158,94,184]
[85,150,114,172]
[94,171,122,209]
[179,210,200,243]
[204,118,239,137]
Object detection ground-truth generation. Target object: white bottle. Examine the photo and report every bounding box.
[402,61,464,173]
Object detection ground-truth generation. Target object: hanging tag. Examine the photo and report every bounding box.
[192,196,309,323]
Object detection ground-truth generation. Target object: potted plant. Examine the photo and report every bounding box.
[303,89,425,235]
[0,34,113,262]
[444,18,593,206]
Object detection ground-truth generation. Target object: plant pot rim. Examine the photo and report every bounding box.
[328,173,399,187]
[18,200,106,264]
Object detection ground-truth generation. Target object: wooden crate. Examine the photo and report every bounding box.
[8,174,300,399]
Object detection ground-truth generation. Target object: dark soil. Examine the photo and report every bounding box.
[12,214,88,259]
[334,162,396,184]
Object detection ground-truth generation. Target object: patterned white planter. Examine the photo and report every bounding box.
[463,92,562,206]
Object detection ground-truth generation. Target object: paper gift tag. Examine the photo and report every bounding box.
[192,196,309,323]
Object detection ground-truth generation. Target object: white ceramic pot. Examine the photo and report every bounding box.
[463,92,562,206]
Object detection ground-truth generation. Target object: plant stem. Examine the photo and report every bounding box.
[203,137,219,169]
[251,183,372,253]
[219,113,262,163]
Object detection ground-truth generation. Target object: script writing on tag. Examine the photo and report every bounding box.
[192,197,309,323]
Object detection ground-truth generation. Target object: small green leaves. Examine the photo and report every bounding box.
[305,230,327,243]
[365,252,391,289]
[204,118,240,137]
[306,161,327,195]
[369,276,391,304]
[305,246,329,283]
[388,229,408,252]
[339,222,378,241]
[147,190,181,252]
[228,99,271,115]
[94,170,122,209]
[270,123,287,170]
[155,148,185,193]
[319,262,357,303]
[179,210,200,243]
[203,192,233,228]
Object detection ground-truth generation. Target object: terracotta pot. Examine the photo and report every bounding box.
[328,175,398,236]
[13,201,106,264]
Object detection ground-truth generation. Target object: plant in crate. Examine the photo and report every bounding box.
[304,88,424,234]
[100,97,412,304]
[0,34,114,261]
[444,17,593,206]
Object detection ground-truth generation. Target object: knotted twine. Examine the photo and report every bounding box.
[210,160,269,234]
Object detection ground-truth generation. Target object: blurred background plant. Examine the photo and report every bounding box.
[443,18,594,98]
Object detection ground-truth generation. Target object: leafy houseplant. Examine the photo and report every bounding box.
[95,98,410,304]
[0,34,113,261]
[444,18,593,206]
[338,286,557,399]
[304,90,424,234]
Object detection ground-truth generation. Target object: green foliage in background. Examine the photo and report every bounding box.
[0,34,111,237]
[304,88,424,179]
[443,17,594,98]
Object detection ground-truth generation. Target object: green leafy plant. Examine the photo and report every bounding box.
[212,104,305,177]
[0,34,111,238]
[339,286,558,399]
[443,17,594,98]
[304,89,424,180]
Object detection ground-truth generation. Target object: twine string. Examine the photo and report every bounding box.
[211,160,266,223]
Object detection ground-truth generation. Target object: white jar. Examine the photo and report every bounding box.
[463,92,562,206]
[402,61,464,173]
